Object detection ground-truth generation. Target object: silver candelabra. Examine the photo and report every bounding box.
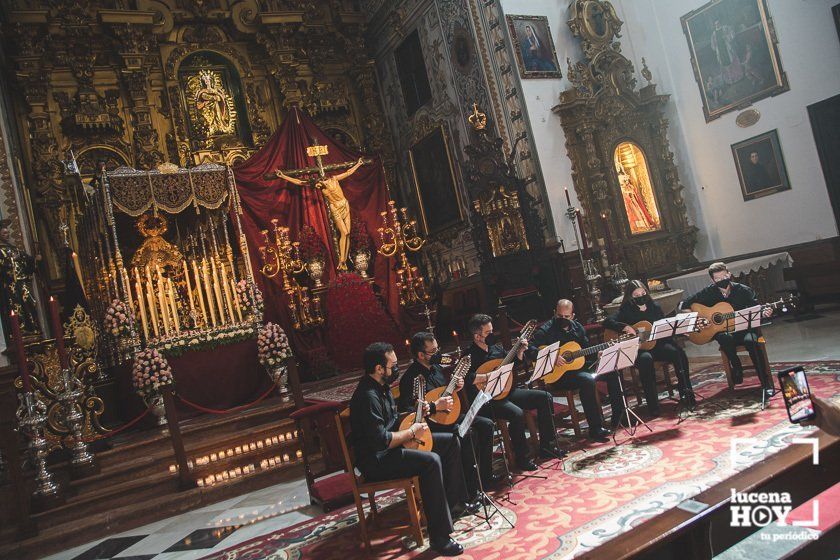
[58,368,96,474]
[17,392,61,500]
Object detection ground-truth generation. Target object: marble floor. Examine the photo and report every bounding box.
[39,305,840,560]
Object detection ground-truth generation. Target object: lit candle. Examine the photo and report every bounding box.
[452,330,460,349]
[564,186,572,206]
[9,311,32,393]
[183,260,195,319]
[577,209,590,258]
[49,296,70,369]
[601,213,615,261]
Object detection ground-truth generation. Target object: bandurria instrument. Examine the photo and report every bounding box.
[475,320,538,401]
[398,376,433,451]
[425,355,472,425]
[687,296,795,345]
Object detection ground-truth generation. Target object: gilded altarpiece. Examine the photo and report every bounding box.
[554,0,697,277]
[2,0,395,288]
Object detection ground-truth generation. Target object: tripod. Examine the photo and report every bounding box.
[611,370,652,443]
[460,428,514,530]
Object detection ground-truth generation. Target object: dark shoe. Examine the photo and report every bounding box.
[481,472,506,488]
[588,427,611,442]
[539,446,568,460]
[732,368,744,384]
[431,537,464,556]
[763,387,775,400]
[452,499,482,519]
[685,392,697,410]
[515,458,538,471]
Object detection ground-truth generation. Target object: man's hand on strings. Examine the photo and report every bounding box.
[555,353,568,367]
[455,377,465,391]
[421,402,431,417]
[435,396,454,412]
[623,325,636,335]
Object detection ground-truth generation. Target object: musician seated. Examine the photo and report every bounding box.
[465,314,565,472]
[603,280,696,414]
[681,262,774,399]
[349,342,476,556]
[399,332,499,491]
[527,299,624,442]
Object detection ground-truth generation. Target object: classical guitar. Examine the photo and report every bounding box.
[604,317,710,350]
[541,335,634,384]
[687,296,796,346]
[475,320,538,401]
[398,376,433,451]
[425,355,472,426]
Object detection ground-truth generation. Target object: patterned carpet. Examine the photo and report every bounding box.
[201,361,840,560]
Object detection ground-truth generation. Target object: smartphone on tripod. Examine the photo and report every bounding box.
[778,366,816,423]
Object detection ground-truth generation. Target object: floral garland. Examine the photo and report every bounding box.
[235,280,263,316]
[299,225,326,262]
[103,299,134,338]
[258,322,293,368]
[350,218,371,254]
[150,323,258,358]
[132,348,174,396]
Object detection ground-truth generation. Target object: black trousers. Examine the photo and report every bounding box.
[478,388,556,462]
[550,369,623,433]
[714,330,770,386]
[360,432,467,542]
[635,341,693,411]
[430,414,494,495]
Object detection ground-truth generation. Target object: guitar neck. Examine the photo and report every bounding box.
[573,339,621,358]
[719,301,779,320]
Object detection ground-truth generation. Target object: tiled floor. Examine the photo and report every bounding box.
[41,306,840,560]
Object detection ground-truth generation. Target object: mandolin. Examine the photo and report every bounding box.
[541,335,634,384]
[687,296,795,346]
[425,356,472,425]
[475,320,538,401]
[398,376,433,451]
[604,317,710,350]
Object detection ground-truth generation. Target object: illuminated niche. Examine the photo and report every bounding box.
[614,142,662,235]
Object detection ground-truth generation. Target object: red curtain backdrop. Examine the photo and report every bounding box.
[232,107,403,376]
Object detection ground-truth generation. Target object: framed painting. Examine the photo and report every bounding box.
[506,15,562,79]
[681,0,788,122]
[408,126,464,234]
[731,129,790,201]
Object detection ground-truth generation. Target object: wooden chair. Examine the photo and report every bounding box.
[289,400,353,512]
[720,337,773,390]
[335,408,426,552]
[628,362,677,406]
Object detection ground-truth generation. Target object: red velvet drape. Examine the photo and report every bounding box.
[232,107,402,375]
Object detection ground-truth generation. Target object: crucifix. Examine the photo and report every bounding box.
[265,140,372,271]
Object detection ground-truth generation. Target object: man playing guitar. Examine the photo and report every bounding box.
[527,300,624,442]
[349,342,476,556]
[399,332,498,493]
[464,314,564,472]
[603,280,697,413]
[680,262,774,399]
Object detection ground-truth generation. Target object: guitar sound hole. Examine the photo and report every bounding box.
[712,313,723,324]
[562,352,572,362]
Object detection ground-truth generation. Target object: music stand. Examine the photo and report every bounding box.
[528,342,560,386]
[595,338,652,441]
[732,305,763,333]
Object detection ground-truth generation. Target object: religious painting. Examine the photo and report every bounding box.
[834,4,840,44]
[681,0,788,122]
[614,142,662,235]
[179,52,252,150]
[408,126,464,234]
[506,15,562,79]
[731,129,790,201]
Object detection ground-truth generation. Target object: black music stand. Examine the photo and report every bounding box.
[526,342,569,470]
[732,305,776,409]
[595,338,651,443]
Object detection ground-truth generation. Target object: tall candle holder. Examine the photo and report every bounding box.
[583,258,606,322]
[609,262,629,291]
[58,367,96,474]
[377,201,428,306]
[16,392,61,502]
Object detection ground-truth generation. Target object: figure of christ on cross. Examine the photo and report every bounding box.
[267,143,370,270]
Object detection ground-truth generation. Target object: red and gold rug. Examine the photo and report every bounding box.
[201,361,840,560]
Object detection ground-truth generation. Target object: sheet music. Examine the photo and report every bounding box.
[595,338,640,376]
[458,390,491,439]
[484,363,514,398]
[732,305,763,332]
[528,341,560,385]
[650,312,698,340]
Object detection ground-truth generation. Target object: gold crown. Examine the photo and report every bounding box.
[468,103,487,131]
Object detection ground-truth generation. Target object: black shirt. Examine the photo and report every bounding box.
[682,282,758,312]
[398,361,448,413]
[349,374,398,471]
[603,299,666,331]
[465,342,511,400]
[527,318,593,366]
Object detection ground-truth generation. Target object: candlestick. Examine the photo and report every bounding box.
[144,265,160,338]
[49,297,69,369]
[601,213,615,261]
[10,311,32,392]
[576,209,589,258]
[209,256,226,325]
[155,265,170,336]
[452,330,460,351]
[133,268,149,341]
[167,278,180,334]
[191,259,208,327]
[564,186,572,206]
[182,260,196,321]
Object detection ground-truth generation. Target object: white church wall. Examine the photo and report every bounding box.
[499,0,840,261]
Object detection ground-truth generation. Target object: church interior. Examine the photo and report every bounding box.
[0,0,838,558]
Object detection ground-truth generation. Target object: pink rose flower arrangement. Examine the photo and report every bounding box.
[103,299,133,338]
[132,348,174,396]
[235,280,263,314]
[258,322,292,367]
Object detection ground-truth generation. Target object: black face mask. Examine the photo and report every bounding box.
[384,364,401,385]
[631,295,649,307]
[483,333,498,347]
[429,352,443,365]
[556,317,572,329]
[715,278,732,290]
